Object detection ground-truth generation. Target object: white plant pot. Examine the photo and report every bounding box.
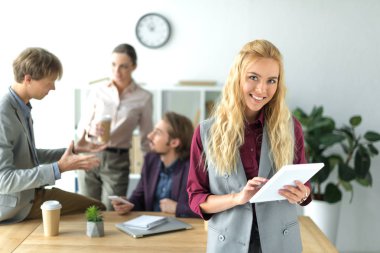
[303,200,341,245]
[86,221,104,237]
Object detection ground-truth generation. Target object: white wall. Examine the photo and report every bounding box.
[0,0,379,252]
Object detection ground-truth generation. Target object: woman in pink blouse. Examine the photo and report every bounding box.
[77,44,153,210]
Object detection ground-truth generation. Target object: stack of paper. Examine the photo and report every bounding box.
[122,215,168,230]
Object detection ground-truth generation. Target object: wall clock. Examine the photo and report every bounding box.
[135,13,171,49]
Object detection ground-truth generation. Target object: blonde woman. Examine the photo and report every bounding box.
[187,40,311,253]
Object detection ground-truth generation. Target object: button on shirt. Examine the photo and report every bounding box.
[78,81,153,152]
[153,160,178,212]
[239,119,263,180]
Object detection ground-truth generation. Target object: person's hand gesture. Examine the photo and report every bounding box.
[160,198,177,214]
[111,197,135,215]
[57,141,100,173]
[278,180,310,204]
[75,131,107,153]
[234,177,268,205]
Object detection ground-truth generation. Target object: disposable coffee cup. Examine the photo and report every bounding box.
[40,200,62,236]
[96,115,111,144]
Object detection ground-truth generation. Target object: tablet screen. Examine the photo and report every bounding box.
[249,163,324,203]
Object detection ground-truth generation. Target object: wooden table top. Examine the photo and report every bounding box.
[1,212,338,253]
[0,218,40,253]
[299,216,339,253]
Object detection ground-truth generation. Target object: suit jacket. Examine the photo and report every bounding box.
[0,89,65,224]
[129,152,198,218]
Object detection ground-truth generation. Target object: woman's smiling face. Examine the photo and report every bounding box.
[241,57,279,122]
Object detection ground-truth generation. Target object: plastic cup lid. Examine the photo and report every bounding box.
[100,115,112,121]
[40,200,62,210]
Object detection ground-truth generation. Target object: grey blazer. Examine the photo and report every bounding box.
[0,89,65,224]
[200,118,302,253]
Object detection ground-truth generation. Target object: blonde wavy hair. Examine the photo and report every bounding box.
[207,39,294,175]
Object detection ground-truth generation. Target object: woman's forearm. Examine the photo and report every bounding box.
[200,193,240,214]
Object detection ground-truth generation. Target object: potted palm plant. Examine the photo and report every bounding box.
[293,106,380,243]
[85,205,104,237]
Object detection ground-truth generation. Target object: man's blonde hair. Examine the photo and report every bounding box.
[13,47,63,83]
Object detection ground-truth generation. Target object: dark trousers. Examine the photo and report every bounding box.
[78,150,130,210]
[249,221,262,253]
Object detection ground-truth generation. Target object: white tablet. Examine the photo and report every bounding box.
[249,163,324,203]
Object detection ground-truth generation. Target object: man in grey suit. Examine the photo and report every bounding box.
[0,47,106,224]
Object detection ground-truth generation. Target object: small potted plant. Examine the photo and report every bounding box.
[85,205,104,237]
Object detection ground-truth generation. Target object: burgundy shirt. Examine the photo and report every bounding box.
[187,112,311,220]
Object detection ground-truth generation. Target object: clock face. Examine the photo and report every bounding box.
[135,13,171,49]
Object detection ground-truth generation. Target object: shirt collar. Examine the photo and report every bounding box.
[245,110,265,129]
[160,159,178,174]
[9,87,32,117]
[107,80,137,94]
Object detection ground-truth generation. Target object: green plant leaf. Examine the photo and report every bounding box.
[307,117,335,133]
[356,172,372,187]
[339,126,354,140]
[349,115,361,127]
[311,168,329,185]
[312,159,333,184]
[339,125,356,152]
[340,180,353,203]
[85,205,103,222]
[354,146,371,178]
[310,106,323,119]
[327,154,343,168]
[340,180,353,191]
[293,108,307,122]
[305,137,321,155]
[338,163,355,181]
[324,183,342,203]
[364,131,380,142]
[341,143,349,154]
[320,133,345,147]
[368,144,379,155]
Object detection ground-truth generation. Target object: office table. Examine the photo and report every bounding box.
[1,212,338,253]
[0,218,40,252]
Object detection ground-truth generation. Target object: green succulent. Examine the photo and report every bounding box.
[85,205,103,222]
[293,106,380,203]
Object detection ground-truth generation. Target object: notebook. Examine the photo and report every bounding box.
[116,216,192,238]
[250,163,324,203]
[121,215,168,230]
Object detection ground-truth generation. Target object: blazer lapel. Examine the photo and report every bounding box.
[170,160,183,200]
[258,126,274,179]
[146,158,160,210]
[8,92,38,164]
